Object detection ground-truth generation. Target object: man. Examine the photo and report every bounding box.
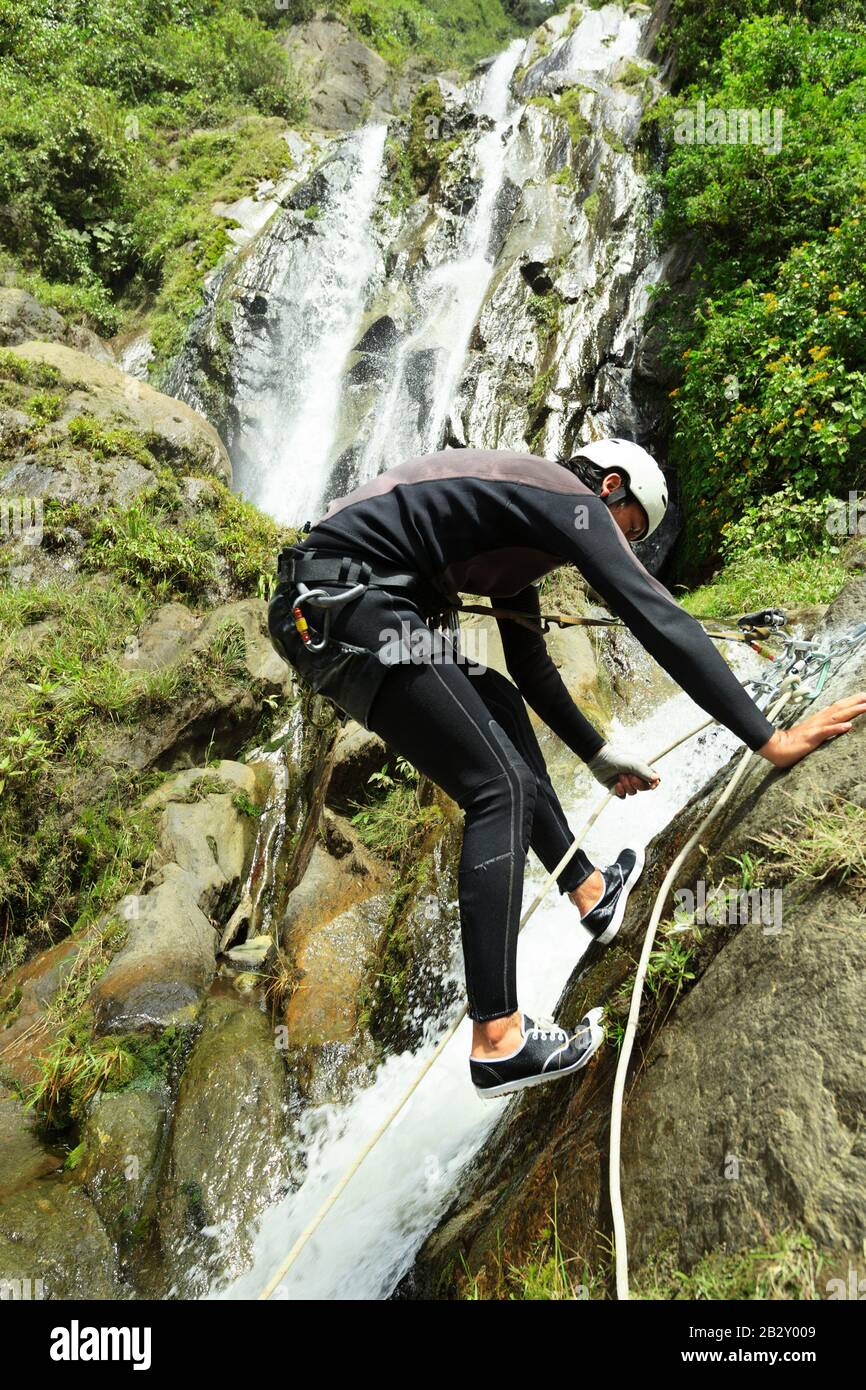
[268,439,866,1098]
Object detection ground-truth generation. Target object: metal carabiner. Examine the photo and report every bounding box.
[291,581,367,652]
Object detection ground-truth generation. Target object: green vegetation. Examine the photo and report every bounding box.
[399,81,457,200]
[333,1,570,69]
[753,793,866,889]
[0,1,308,355]
[529,87,591,144]
[645,9,866,581]
[461,1186,609,1299]
[0,2,573,365]
[633,1228,824,1300]
[0,358,295,955]
[350,757,442,860]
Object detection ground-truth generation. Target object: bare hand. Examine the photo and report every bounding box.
[759,691,866,769]
[612,771,661,799]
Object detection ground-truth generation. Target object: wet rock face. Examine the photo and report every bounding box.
[407,577,866,1295]
[77,1087,168,1243]
[156,994,294,1298]
[0,1182,122,1299]
[93,760,272,1034]
[280,808,391,1047]
[0,1088,63,1198]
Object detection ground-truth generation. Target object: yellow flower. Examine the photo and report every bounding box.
[794,407,807,417]
[812,420,823,431]
[668,388,679,398]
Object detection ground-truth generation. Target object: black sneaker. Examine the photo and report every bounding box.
[580,846,645,945]
[470,1008,605,1100]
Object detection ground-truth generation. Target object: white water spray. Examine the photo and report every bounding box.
[232,125,386,525]
[357,41,526,480]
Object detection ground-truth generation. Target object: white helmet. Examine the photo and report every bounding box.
[572,438,668,539]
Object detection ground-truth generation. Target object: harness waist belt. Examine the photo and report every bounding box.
[277,546,446,614]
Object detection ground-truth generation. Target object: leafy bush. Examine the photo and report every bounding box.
[0,1,307,336]
[648,17,866,292]
[664,204,866,573]
[646,10,866,579]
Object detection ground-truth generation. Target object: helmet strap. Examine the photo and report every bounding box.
[603,485,628,506]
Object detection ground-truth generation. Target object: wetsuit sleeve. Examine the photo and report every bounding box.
[491,584,606,761]
[530,491,776,752]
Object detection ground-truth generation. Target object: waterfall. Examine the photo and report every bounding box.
[355,40,527,482]
[229,124,387,525]
[158,2,692,1301]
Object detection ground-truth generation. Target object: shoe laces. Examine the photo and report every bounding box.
[528,1015,567,1043]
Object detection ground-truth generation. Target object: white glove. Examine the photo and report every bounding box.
[587,742,660,795]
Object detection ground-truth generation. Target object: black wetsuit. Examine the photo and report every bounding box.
[269,449,776,1023]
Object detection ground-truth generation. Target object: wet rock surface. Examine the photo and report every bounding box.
[404,579,866,1296]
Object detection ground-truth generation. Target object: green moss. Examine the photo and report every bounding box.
[529,88,591,145]
[0,350,63,389]
[403,82,459,197]
[682,552,849,620]
[633,1228,825,1301]
[582,190,600,222]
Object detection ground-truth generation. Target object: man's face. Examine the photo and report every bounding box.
[599,471,649,543]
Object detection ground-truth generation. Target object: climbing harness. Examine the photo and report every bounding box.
[256,594,866,1301]
[268,545,448,731]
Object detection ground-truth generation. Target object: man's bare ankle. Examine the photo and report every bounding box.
[471,1010,523,1059]
[570,868,604,917]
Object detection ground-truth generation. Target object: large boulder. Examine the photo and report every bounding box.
[0,286,114,362]
[0,1181,122,1299]
[11,340,231,483]
[157,994,294,1298]
[281,810,391,1046]
[0,1087,63,1199]
[92,760,271,1032]
[105,598,293,773]
[282,18,416,131]
[76,1087,168,1243]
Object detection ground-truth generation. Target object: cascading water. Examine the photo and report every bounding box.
[355,39,526,481]
[228,124,387,525]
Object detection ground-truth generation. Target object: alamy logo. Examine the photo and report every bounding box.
[673,99,783,155]
[0,1277,44,1299]
[49,1321,152,1370]
[0,496,43,546]
[674,881,783,936]
[377,620,486,673]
